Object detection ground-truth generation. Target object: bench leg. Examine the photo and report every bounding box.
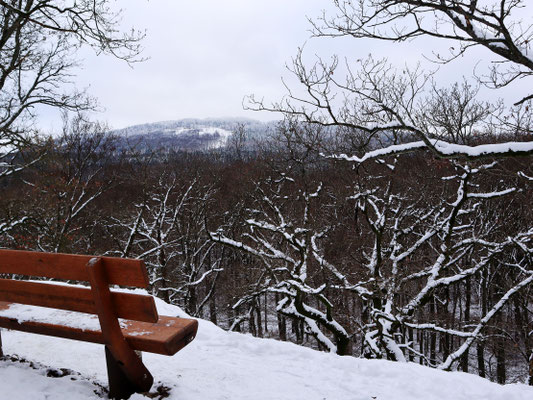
[87,258,153,398]
[0,329,3,358]
[105,346,139,400]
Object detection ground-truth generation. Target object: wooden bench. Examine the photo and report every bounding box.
[0,249,198,399]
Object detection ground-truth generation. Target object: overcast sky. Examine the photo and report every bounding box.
[37,1,533,133]
[41,0,329,131]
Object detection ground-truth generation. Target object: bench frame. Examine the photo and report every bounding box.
[0,250,198,399]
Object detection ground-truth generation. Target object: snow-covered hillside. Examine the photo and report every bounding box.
[1,296,532,400]
[112,118,273,152]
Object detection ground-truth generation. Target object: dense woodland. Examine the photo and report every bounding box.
[0,116,530,385]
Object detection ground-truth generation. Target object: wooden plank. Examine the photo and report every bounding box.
[0,313,198,356]
[0,280,158,323]
[126,316,198,355]
[86,257,153,393]
[0,250,149,288]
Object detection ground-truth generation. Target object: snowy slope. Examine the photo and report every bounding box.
[1,297,532,400]
[112,118,272,152]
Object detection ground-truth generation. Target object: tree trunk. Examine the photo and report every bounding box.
[249,305,257,336]
[264,293,268,334]
[255,301,263,338]
[440,287,450,362]
[187,286,197,316]
[477,269,487,378]
[233,305,241,332]
[512,295,532,385]
[209,289,217,325]
[476,343,485,378]
[275,294,287,341]
[336,334,350,356]
[408,328,414,362]
[461,277,471,372]
[419,330,425,365]
[529,352,533,386]
[292,318,303,344]
[496,341,506,384]
[278,313,287,341]
[429,299,437,365]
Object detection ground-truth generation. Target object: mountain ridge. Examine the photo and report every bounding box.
[112,117,274,151]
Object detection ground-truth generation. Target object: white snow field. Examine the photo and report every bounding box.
[0,296,532,400]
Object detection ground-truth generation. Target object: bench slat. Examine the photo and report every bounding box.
[0,250,149,288]
[0,280,158,323]
[0,313,198,356]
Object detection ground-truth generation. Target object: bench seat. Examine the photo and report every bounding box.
[0,302,198,356]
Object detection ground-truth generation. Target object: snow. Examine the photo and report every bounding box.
[0,304,102,331]
[329,140,533,163]
[171,126,234,149]
[1,297,532,399]
[0,303,131,331]
[0,360,101,400]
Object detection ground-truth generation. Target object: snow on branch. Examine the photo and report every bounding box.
[326,140,533,164]
[404,322,479,339]
[518,171,533,181]
[439,271,533,370]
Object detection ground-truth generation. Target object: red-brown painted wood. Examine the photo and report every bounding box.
[86,258,153,394]
[0,250,149,287]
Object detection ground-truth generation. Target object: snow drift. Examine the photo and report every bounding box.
[0,296,531,400]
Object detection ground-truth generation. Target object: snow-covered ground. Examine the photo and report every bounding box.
[172,126,234,149]
[1,297,532,400]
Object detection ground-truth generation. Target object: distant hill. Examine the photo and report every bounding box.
[112,118,275,152]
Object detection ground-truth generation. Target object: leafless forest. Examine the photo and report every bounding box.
[0,115,530,384]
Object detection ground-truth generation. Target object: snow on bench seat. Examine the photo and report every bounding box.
[0,301,197,356]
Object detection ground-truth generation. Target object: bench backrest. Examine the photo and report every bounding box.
[0,249,159,323]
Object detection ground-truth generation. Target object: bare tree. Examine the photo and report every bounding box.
[242,4,533,373]
[21,114,117,253]
[316,158,533,368]
[0,0,143,158]
[107,173,222,316]
[313,0,533,106]
[247,1,533,160]
[210,172,352,355]
[249,52,533,161]
[0,1,144,246]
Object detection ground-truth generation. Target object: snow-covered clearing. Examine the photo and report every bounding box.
[0,297,531,400]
